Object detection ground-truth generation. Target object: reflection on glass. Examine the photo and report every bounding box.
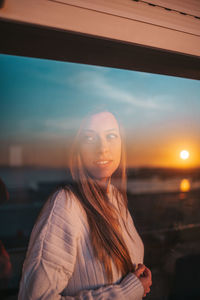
[1,53,200,300]
[9,145,23,167]
[180,178,190,192]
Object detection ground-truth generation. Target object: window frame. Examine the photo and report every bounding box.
[1,19,200,80]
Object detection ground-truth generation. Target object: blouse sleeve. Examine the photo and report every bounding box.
[19,260,143,300]
[18,189,144,300]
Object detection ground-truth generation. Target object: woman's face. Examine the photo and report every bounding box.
[79,112,122,182]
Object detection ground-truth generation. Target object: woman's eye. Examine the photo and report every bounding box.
[107,133,118,140]
[83,135,96,143]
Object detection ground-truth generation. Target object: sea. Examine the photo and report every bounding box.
[0,166,200,238]
[1,166,200,192]
[0,166,200,298]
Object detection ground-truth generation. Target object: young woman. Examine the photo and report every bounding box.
[18,111,152,300]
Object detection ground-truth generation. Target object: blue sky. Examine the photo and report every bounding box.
[1,53,200,167]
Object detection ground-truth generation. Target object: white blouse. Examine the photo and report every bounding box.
[18,187,144,300]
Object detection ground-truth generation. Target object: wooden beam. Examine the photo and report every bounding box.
[1,19,200,80]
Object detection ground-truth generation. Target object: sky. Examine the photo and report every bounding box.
[1,53,200,168]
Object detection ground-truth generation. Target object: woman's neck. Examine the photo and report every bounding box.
[96,177,111,194]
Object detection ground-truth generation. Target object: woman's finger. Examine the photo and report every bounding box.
[144,267,152,281]
[134,264,145,277]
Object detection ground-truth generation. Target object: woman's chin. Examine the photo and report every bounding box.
[91,171,112,182]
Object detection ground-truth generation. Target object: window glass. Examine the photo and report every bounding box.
[1,53,200,299]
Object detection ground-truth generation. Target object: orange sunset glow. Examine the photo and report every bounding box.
[126,139,199,168]
[180,150,189,160]
[1,54,200,170]
[180,178,191,192]
[166,143,199,169]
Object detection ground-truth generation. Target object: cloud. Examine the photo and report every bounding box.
[5,118,81,141]
[70,70,170,110]
[29,118,82,141]
[44,117,81,132]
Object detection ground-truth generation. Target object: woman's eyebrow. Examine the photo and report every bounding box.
[82,129,95,133]
[82,128,118,133]
[105,128,119,132]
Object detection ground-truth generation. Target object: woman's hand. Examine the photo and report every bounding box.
[134,264,152,298]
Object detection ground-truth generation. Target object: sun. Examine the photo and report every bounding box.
[180,150,190,160]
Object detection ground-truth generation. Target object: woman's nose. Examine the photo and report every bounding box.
[96,137,109,154]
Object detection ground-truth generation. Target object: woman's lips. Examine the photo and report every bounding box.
[94,160,112,167]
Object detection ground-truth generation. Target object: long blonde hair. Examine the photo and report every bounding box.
[68,111,134,282]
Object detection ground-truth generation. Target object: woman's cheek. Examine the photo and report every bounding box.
[80,146,95,167]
